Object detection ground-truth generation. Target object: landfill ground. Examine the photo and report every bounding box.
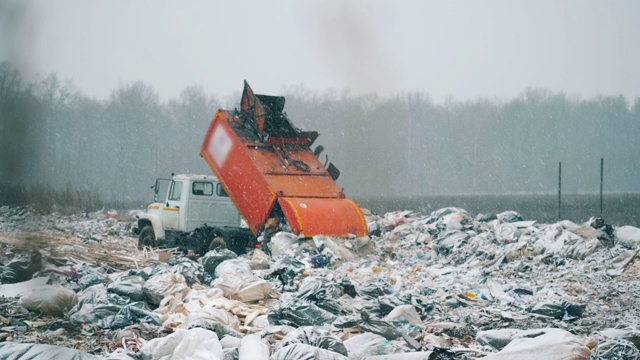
[1,205,640,359]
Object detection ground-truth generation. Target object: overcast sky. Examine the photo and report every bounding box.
[2,0,639,102]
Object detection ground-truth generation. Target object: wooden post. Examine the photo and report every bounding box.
[600,158,604,216]
[558,162,562,221]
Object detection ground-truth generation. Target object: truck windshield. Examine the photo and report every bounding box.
[169,181,184,201]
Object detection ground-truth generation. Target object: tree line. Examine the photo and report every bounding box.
[1,61,638,211]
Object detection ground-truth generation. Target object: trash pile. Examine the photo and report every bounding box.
[1,204,640,359]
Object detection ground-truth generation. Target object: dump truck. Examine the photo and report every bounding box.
[136,174,256,255]
[136,81,368,255]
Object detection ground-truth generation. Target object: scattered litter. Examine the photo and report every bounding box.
[0,205,638,358]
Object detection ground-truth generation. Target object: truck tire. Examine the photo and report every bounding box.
[138,225,156,250]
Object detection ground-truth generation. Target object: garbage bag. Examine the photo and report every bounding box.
[343,333,393,360]
[332,314,362,330]
[340,278,358,298]
[495,223,518,244]
[270,232,300,257]
[77,273,108,290]
[236,279,273,303]
[365,353,436,360]
[0,277,49,298]
[526,301,572,320]
[202,249,238,277]
[0,251,42,284]
[357,283,391,301]
[68,284,160,329]
[143,273,190,306]
[103,352,137,360]
[18,285,78,315]
[215,259,254,278]
[476,328,528,350]
[333,312,401,340]
[238,334,269,360]
[606,249,638,277]
[70,301,161,329]
[600,328,640,349]
[248,249,271,270]
[0,342,102,360]
[594,338,640,360]
[477,328,590,360]
[213,267,273,303]
[167,257,213,286]
[383,305,423,327]
[477,213,498,222]
[140,328,223,360]
[108,275,146,301]
[296,277,343,314]
[615,226,640,249]
[588,217,614,245]
[359,311,402,340]
[497,211,523,223]
[268,298,337,327]
[562,301,586,318]
[272,256,306,274]
[223,348,239,360]
[279,326,349,357]
[185,308,241,332]
[271,343,349,360]
[220,335,242,349]
[266,257,306,291]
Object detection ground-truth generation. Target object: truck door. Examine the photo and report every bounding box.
[214,183,241,225]
[163,180,184,230]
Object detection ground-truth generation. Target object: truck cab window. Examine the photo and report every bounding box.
[169,181,183,201]
[192,182,213,196]
[216,183,229,197]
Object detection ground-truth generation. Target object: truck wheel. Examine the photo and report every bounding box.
[138,225,156,250]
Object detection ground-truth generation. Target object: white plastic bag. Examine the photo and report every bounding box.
[270,232,299,257]
[343,333,392,360]
[237,280,273,302]
[383,305,423,327]
[143,273,190,306]
[18,285,78,315]
[478,329,590,360]
[238,334,269,360]
[616,226,640,249]
[140,328,223,360]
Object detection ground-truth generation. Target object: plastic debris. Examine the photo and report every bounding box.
[477,329,590,359]
[0,251,42,284]
[18,285,78,315]
[139,328,224,360]
[0,342,102,360]
[1,205,639,359]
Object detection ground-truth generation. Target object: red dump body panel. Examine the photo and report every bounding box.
[200,82,368,237]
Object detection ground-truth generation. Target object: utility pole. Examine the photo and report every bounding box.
[558,162,562,221]
[600,158,604,216]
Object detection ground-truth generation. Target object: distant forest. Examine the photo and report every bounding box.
[1,61,639,210]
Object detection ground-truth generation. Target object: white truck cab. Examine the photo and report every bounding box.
[136,174,255,255]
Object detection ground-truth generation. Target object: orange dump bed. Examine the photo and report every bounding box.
[200,81,368,237]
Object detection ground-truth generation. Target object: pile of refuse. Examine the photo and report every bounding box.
[1,204,640,359]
